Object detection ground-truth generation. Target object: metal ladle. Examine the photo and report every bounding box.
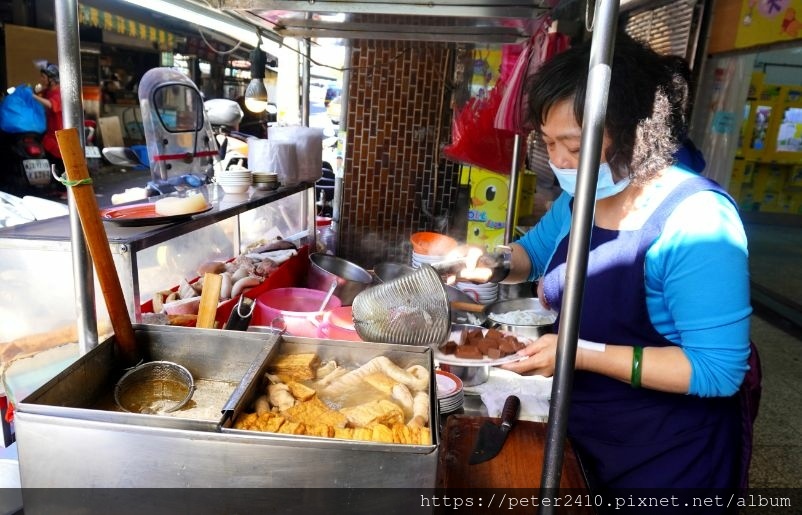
[318,279,338,312]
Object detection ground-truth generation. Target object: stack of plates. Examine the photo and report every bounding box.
[215,169,252,194]
[252,172,279,191]
[456,281,499,304]
[436,370,464,414]
[411,251,446,269]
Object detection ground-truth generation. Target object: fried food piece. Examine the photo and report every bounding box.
[392,423,413,444]
[287,381,317,402]
[370,423,394,443]
[253,412,285,433]
[305,423,334,438]
[391,383,414,413]
[352,427,374,441]
[363,372,397,395]
[419,427,432,445]
[442,341,457,355]
[316,360,338,379]
[254,395,270,415]
[268,383,296,411]
[233,412,258,430]
[277,421,306,435]
[268,353,320,381]
[333,427,355,440]
[341,399,405,427]
[408,424,422,445]
[283,397,348,428]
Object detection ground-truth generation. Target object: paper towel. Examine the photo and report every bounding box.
[463,368,552,422]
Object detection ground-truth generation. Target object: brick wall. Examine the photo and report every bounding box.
[338,39,462,269]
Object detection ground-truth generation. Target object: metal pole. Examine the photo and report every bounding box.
[301,37,311,126]
[503,134,523,244]
[55,0,98,354]
[539,0,619,508]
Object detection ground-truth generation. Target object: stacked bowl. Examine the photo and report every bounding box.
[455,281,499,305]
[215,169,252,194]
[252,172,279,191]
[409,231,458,269]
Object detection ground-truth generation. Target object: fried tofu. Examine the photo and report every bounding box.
[287,381,317,401]
[283,397,348,429]
[233,412,258,430]
[341,399,405,428]
[352,427,374,441]
[254,412,285,433]
[277,421,306,435]
[370,423,394,443]
[268,353,320,381]
[333,427,355,440]
[363,372,397,395]
[305,423,334,438]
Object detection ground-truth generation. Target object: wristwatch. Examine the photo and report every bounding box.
[489,245,512,283]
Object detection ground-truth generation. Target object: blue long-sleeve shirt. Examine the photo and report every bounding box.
[516,169,751,397]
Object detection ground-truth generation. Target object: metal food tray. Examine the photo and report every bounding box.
[219,334,440,486]
[18,324,279,432]
[223,334,439,449]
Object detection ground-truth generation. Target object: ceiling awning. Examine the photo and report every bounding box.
[219,0,552,43]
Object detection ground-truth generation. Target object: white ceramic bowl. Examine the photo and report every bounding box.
[220,183,250,194]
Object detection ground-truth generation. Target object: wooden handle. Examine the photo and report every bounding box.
[196,273,223,329]
[451,301,486,313]
[56,127,139,365]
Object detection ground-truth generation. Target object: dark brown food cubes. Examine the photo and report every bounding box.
[442,327,525,360]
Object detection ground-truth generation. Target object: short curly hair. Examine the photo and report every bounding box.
[526,32,691,185]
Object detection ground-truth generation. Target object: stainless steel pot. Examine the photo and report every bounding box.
[440,363,489,387]
[308,253,373,306]
[485,297,556,339]
[373,262,415,283]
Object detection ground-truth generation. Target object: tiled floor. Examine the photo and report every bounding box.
[745,222,802,489]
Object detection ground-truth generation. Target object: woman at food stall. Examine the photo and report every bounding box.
[461,33,751,497]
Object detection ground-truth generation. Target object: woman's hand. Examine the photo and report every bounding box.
[498,333,559,376]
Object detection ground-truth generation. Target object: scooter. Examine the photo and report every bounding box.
[101,95,251,202]
[0,130,57,197]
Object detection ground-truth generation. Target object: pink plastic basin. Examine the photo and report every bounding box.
[253,287,341,337]
[316,305,362,341]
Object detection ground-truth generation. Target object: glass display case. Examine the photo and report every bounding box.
[0,184,314,343]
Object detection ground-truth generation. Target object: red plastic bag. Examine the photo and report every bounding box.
[443,77,521,175]
[495,18,571,133]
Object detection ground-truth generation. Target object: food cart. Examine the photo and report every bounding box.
[4,0,623,511]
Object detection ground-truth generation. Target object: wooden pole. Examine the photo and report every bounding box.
[56,127,139,365]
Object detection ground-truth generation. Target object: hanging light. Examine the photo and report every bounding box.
[244,39,268,113]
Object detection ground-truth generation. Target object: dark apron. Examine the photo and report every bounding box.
[542,176,741,507]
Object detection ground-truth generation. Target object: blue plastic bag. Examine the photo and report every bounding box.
[0,85,46,134]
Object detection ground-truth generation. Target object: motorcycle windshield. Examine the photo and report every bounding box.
[153,84,204,134]
[138,68,217,182]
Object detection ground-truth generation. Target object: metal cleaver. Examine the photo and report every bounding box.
[469,395,521,465]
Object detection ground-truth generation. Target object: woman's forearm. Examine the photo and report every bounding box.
[577,344,691,394]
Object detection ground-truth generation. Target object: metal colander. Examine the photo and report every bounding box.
[352,264,450,345]
[114,361,195,414]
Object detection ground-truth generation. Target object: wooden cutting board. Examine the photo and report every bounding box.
[437,415,590,494]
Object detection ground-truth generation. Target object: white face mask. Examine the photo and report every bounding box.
[549,161,630,200]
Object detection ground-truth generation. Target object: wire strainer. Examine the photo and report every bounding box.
[352,264,450,345]
[114,361,195,415]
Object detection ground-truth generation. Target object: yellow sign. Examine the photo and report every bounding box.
[735,0,802,48]
[78,4,175,49]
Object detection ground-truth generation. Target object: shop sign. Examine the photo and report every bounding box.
[78,4,175,49]
[736,0,802,48]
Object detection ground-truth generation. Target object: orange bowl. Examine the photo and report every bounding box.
[410,231,458,256]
